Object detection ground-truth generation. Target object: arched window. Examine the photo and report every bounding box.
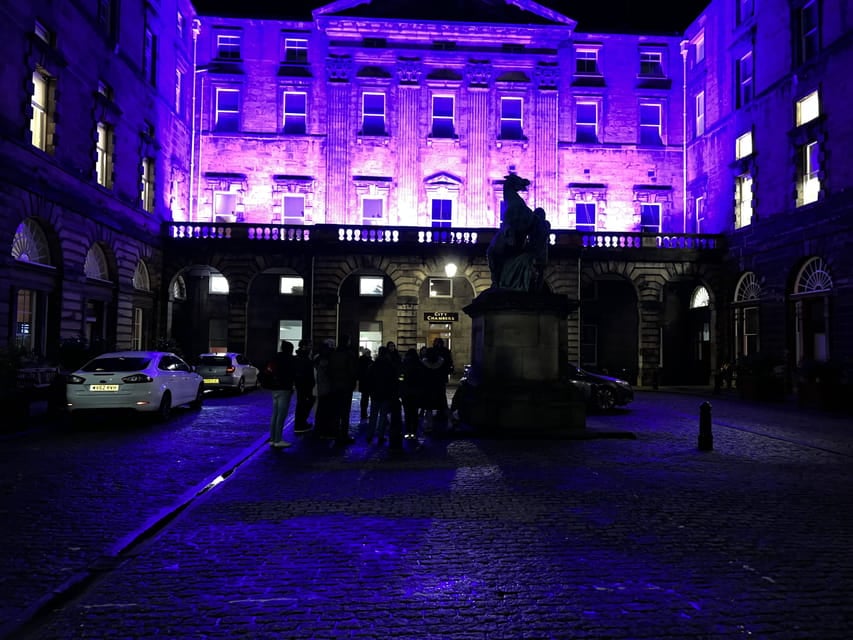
[133,260,151,291]
[689,285,710,308]
[170,275,187,301]
[11,218,51,266]
[733,272,761,359]
[734,271,761,302]
[84,244,111,281]
[794,257,832,295]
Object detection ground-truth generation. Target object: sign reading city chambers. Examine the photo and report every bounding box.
[424,312,459,322]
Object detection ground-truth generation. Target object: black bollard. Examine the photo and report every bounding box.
[698,401,713,451]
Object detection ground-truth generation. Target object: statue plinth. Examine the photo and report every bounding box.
[454,289,586,434]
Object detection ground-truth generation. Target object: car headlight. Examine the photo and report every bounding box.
[67,375,86,385]
[122,373,154,384]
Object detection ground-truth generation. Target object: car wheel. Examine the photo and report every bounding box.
[190,385,204,410]
[156,392,172,422]
[236,377,246,394]
[595,386,616,411]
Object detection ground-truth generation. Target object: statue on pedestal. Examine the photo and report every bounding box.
[486,171,550,292]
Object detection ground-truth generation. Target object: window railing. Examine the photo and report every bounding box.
[167,222,723,251]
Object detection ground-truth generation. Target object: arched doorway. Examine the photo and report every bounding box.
[338,269,398,354]
[662,280,712,385]
[580,276,638,383]
[791,256,833,365]
[246,269,310,365]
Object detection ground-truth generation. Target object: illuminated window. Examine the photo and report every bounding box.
[431,95,455,138]
[799,0,819,63]
[640,203,661,233]
[15,289,37,353]
[279,276,304,295]
[431,199,452,228]
[213,191,237,221]
[96,122,114,188]
[283,91,307,134]
[737,0,754,24]
[214,88,240,132]
[575,203,596,232]
[359,276,383,296]
[34,21,51,44]
[735,131,753,159]
[796,90,819,125]
[30,70,52,151]
[639,103,662,145]
[12,219,51,266]
[735,173,753,228]
[799,141,820,206]
[84,244,110,281]
[133,261,151,291]
[429,278,453,298]
[500,97,523,140]
[362,198,384,225]
[283,195,305,224]
[695,195,705,233]
[209,274,229,294]
[141,157,155,212]
[575,102,598,143]
[695,91,705,136]
[177,11,184,39]
[734,272,761,359]
[217,33,241,59]
[737,52,753,108]
[283,38,308,64]
[690,286,710,308]
[639,51,664,77]
[362,93,386,135]
[575,49,599,75]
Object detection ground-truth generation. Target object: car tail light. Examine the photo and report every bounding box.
[122,373,154,384]
[226,366,235,374]
[67,375,86,385]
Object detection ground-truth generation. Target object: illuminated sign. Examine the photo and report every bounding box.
[424,312,459,322]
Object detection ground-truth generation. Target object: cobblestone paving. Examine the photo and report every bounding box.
[5,390,853,639]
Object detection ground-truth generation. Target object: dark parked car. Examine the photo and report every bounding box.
[566,363,634,411]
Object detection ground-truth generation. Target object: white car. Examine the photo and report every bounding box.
[195,352,259,394]
[66,351,204,421]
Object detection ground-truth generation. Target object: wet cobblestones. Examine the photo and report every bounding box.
[3,389,853,639]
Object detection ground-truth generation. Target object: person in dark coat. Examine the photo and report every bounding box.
[367,346,401,444]
[400,348,425,439]
[329,334,359,446]
[293,339,315,434]
[357,348,373,422]
[260,340,296,448]
[421,347,448,432]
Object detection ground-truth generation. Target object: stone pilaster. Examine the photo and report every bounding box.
[395,61,422,224]
[534,65,559,219]
[324,57,353,224]
[466,63,493,227]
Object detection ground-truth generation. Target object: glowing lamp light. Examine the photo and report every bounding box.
[444,262,457,278]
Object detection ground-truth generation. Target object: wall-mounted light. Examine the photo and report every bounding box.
[444,262,457,278]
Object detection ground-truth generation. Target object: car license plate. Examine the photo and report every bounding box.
[203,378,219,384]
[90,384,119,392]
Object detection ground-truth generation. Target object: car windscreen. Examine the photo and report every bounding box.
[82,357,151,372]
[199,356,231,366]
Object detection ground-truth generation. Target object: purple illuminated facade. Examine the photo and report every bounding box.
[1,0,851,397]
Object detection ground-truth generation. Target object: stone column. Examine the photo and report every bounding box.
[324,57,353,224]
[534,66,560,218]
[395,61,422,225]
[465,63,493,227]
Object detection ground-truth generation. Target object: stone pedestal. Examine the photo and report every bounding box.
[455,289,586,434]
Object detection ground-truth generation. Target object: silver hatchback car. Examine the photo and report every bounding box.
[196,353,259,394]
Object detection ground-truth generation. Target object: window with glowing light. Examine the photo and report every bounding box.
[362,93,386,135]
[283,195,305,224]
[279,276,304,295]
[214,191,237,221]
[575,203,596,232]
[692,31,705,65]
[283,38,308,64]
[175,69,183,114]
[209,274,229,295]
[639,51,664,77]
[132,307,143,350]
[215,88,240,132]
[431,95,455,138]
[431,199,452,228]
[735,131,753,159]
[141,157,155,212]
[640,203,661,233]
[283,91,307,134]
[796,90,819,125]
[499,97,523,140]
[689,286,710,308]
[695,91,705,136]
[30,70,52,151]
[799,141,820,206]
[735,173,753,228]
[96,122,114,188]
[359,276,383,297]
[639,103,662,145]
[216,33,241,59]
[575,102,598,143]
[15,289,37,353]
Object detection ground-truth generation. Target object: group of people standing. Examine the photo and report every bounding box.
[261,336,454,450]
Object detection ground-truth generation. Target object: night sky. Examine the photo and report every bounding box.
[192,0,709,35]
